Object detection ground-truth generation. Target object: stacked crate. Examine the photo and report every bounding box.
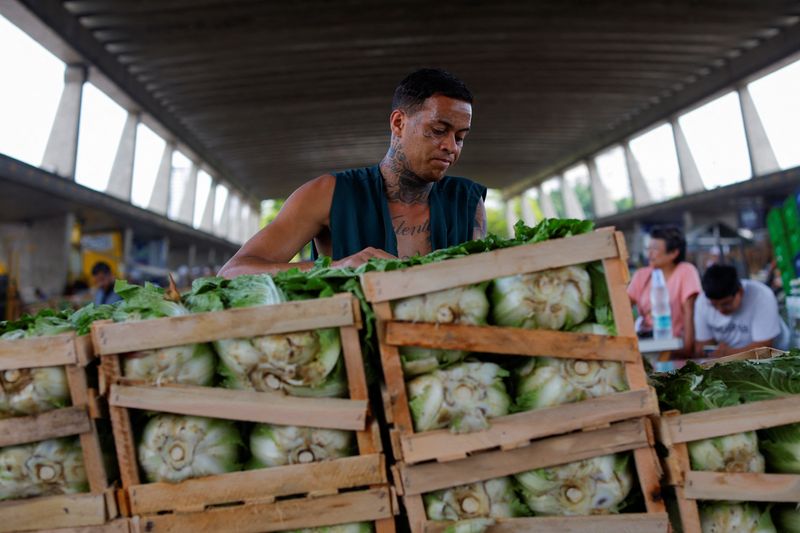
[361,228,668,532]
[0,332,123,532]
[91,293,395,533]
[767,195,799,289]
[657,348,799,533]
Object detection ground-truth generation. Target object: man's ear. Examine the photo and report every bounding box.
[389,109,405,138]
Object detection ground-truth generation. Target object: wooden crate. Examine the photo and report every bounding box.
[0,333,116,533]
[360,228,667,532]
[91,293,396,533]
[657,347,799,533]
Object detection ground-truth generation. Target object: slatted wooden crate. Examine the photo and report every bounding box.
[0,332,117,533]
[91,293,396,533]
[657,347,799,533]
[360,228,668,532]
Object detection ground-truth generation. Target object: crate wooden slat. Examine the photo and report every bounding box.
[128,453,385,515]
[399,389,657,467]
[424,514,670,533]
[0,332,115,532]
[657,347,800,533]
[399,418,651,496]
[32,519,131,533]
[95,294,395,533]
[385,322,641,361]
[0,491,111,533]
[362,228,666,532]
[109,382,368,430]
[129,487,394,533]
[360,229,621,302]
[91,293,354,355]
[0,405,91,447]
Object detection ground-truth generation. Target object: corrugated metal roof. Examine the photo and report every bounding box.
[23,0,800,199]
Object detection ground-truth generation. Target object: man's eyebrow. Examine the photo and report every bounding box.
[436,119,470,133]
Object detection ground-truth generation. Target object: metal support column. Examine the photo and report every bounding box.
[41,63,86,179]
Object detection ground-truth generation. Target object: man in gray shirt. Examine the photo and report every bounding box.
[694,264,790,357]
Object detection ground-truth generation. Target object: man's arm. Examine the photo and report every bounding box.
[472,197,487,240]
[218,175,333,277]
[218,175,394,277]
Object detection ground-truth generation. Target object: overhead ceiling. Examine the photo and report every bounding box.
[19,0,800,199]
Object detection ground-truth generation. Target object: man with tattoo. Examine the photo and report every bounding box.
[219,68,487,276]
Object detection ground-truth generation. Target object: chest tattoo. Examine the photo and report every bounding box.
[393,215,431,237]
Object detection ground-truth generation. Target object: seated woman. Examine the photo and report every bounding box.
[627,226,702,357]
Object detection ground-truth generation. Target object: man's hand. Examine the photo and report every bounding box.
[332,247,396,269]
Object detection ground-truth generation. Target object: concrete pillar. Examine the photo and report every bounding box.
[216,192,231,238]
[587,159,616,218]
[226,194,240,243]
[504,199,516,237]
[738,86,780,177]
[106,112,139,201]
[560,176,586,219]
[671,119,705,194]
[122,227,134,278]
[624,142,652,207]
[538,186,558,219]
[520,190,538,226]
[41,64,86,178]
[177,163,199,225]
[199,182,216,232]
[148,142,174,215]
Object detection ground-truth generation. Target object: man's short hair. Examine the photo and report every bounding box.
[91,261,112,276]
[650,225,686,264]
[702,264,741,300]
[392,68,473,115]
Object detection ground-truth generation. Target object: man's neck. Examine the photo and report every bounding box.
[380,144,432,205]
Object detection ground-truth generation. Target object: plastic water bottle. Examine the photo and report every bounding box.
[651,268,672,340]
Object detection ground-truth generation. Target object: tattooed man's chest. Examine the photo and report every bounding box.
[391,214,432,259]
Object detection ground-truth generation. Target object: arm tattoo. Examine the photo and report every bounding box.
[473,201,487,240]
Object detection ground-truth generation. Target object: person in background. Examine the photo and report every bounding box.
[628,225,702,357]
[91,261,122,306]
[694,263,790,357]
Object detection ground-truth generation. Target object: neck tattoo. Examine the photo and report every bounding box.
[381,140,432,205]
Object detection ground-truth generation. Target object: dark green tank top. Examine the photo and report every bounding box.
[323,165,487,260]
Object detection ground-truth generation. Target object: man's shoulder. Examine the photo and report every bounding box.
[329,165,380,182]
[436,175,487,197]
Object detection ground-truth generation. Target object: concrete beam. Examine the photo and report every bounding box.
[41,63,86,178]
[738,85,780,177]
[587,158,616,218]
[148,141,174,215]
[671,119,705,194]
[624,142,652,207]
[106,112,138,201]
